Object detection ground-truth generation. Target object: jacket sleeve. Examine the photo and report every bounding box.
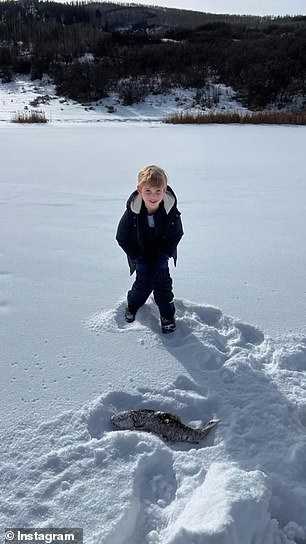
[116,210,142,262]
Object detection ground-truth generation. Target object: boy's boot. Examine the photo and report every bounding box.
[125,307,136,323]
[125,290,137,323]
[161,316,176,334]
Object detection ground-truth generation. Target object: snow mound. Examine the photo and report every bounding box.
[272,339,306,371]
[162,463,277,544]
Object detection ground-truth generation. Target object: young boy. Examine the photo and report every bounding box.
[116,165,183,333]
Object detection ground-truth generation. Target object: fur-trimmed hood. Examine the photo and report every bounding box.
[126,185,177,215]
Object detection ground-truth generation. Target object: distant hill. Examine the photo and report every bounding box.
[84,2,261,30]
[0,1,306,111]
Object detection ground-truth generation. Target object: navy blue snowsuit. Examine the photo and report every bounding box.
[116,186,183,319]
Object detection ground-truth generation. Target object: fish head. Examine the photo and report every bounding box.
[204,419,220,430]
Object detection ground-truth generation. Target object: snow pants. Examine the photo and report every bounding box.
[127,263,175,320]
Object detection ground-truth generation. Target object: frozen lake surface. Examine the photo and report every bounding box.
[1,123,306,544]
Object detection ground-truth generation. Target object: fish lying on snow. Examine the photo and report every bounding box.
[111,408,220,444]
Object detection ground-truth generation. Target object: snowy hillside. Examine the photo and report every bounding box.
[1,119,306,543]
[0,76,247,124]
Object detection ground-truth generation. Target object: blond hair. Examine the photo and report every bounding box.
[137,165,168,189]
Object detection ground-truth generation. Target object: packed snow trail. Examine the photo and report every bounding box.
[1,300,306,544]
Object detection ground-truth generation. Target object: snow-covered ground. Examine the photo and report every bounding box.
[0,76,247,124]
[1,83,306,543]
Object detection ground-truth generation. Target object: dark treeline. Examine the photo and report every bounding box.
[1,1,306,109]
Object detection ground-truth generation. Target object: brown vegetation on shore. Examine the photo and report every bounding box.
[12,110,48,124]
[163,111,306,125]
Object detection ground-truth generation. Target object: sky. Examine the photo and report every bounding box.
[112,0,306,16]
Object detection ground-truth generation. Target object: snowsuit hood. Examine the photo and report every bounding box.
[127,186,177,215]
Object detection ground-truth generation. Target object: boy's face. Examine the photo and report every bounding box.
[138,184,166,214]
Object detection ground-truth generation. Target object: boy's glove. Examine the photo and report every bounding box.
[135,257,147,271]
[155,254,169,270]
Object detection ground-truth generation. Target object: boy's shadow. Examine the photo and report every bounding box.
[136,298,264,386]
